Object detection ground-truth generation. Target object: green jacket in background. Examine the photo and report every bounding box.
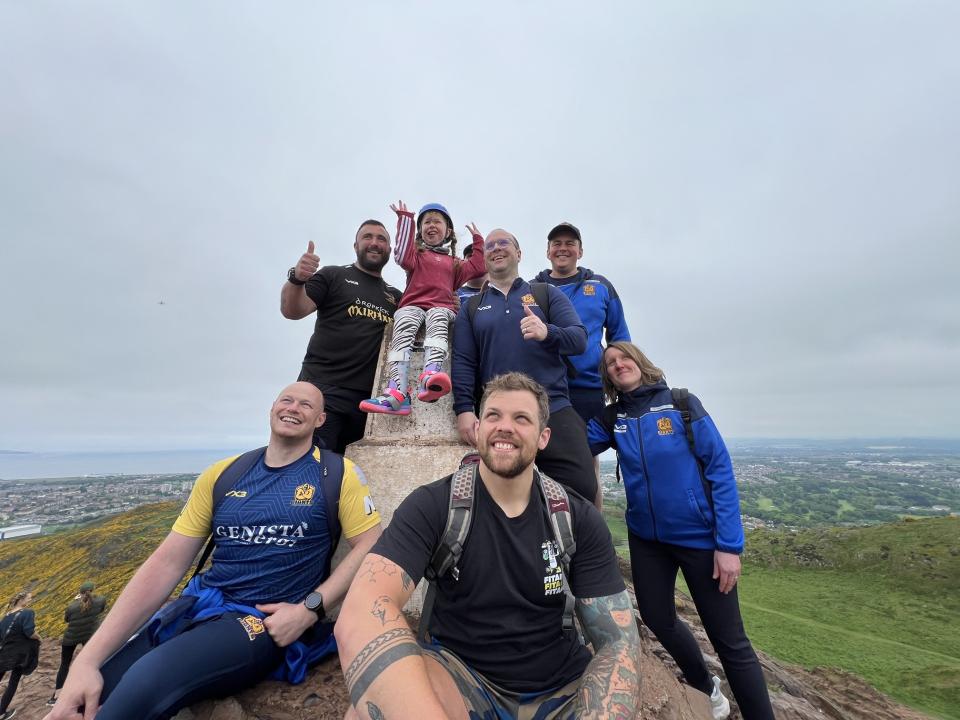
[61,595,107,646]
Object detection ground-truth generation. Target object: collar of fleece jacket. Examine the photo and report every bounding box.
[619,380,670,411]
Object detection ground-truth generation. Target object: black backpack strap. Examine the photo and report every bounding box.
[418,463,477,644]
[530,282,551,322]
[530,282,578,380]
[0,610,22,648]
[600,405,623,484]
[671,389,695,455]
[671,388,713,510]
[537,471,580,639]
[318,449,345,579]
[192,447,266,579]
[466,292,484,326]
[466,291,486,410]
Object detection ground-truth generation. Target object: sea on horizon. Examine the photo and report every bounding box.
[2,438,959,482]
[0,449,245,481]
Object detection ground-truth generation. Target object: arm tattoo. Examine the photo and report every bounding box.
[344,627,422,707]
[577,591,638,648]
[359,556,401,582]
[575,591,642,719]
[366,701,385,720]
[371,595,403,626]
[359,556,412,591]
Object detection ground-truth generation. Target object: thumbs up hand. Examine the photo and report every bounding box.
[295,240,320,282]
[520,304,548,342]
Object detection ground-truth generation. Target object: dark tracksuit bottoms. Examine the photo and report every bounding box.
[535,406,598,503]
[629,535,775,720]
[0,669,23,713]
[94,612,284,720]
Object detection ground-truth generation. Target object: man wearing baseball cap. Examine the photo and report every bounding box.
[533,222,631,425]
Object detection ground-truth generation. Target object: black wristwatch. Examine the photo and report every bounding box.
[303,591,325,621]
[287,266,306,286]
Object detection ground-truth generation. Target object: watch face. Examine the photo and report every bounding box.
[304,592,324,612]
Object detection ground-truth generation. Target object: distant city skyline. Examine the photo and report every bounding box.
[4,438,960,481]
[2,2,958,450]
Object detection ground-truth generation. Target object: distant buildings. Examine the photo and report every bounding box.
[0,523,42,540]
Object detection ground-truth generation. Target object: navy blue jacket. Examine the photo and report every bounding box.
[533,268,630,390]
[452,278,587,414]
[587,381,744,553]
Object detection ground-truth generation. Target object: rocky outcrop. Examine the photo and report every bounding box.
[9,337,936,719]
[12,594,933,720]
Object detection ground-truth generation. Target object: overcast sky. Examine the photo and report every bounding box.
[2,1,958,452]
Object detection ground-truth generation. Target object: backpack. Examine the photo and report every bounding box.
[601,388,714,509]
[191,447,345,580]
[0,610,21,651]
[417,462,579,644]
[466,282,578,380]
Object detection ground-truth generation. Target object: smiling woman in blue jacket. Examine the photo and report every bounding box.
[587,341,774,720]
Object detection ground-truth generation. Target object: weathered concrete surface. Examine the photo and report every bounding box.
[344,323,471,611]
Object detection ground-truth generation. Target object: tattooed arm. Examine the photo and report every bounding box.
[574,590,642,720]
[335,552,449,720]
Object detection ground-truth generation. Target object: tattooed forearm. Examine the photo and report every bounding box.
[401,570,413,591]
[576,591,635,648]
[578,651,639,719]
[344,627,422,706]
[574,591,642,719]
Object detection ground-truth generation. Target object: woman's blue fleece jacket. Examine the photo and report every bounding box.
[587,381,744,553]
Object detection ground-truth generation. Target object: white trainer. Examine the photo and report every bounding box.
[709,675,731,719]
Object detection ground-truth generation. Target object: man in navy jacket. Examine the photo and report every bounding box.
[533,222,631,425]
[452,228,600,506]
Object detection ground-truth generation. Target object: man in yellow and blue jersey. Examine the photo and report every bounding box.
[46,382,382,720]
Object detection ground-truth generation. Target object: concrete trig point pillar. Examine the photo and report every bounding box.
[345,322,471,611]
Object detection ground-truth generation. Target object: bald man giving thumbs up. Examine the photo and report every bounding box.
[281,220,402,454]
[451,228,601,507]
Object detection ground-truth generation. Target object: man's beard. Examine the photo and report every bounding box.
[356,248,388,272]
[478,436,536,479]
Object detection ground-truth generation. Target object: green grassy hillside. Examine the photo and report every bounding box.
[0,502,180,637]
[738,517,960,719]
[4,504,958,717]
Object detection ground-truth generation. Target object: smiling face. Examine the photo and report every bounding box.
[483,229,521,280]
[547,234,583,277]
[603,346,644,393]
[419,211,452,247]
[269,382,326,442]
[476,389,550,479]
[354,222,391,272]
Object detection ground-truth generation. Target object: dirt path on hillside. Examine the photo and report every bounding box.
[738,599,960,664]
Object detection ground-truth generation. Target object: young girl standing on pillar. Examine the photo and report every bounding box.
[360,201,485,416]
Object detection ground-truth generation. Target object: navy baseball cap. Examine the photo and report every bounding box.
[547,222,582,243]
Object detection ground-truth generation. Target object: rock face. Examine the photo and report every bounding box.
[12,596,933,720]
[344,324,472,612]
[346,324,470,526]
